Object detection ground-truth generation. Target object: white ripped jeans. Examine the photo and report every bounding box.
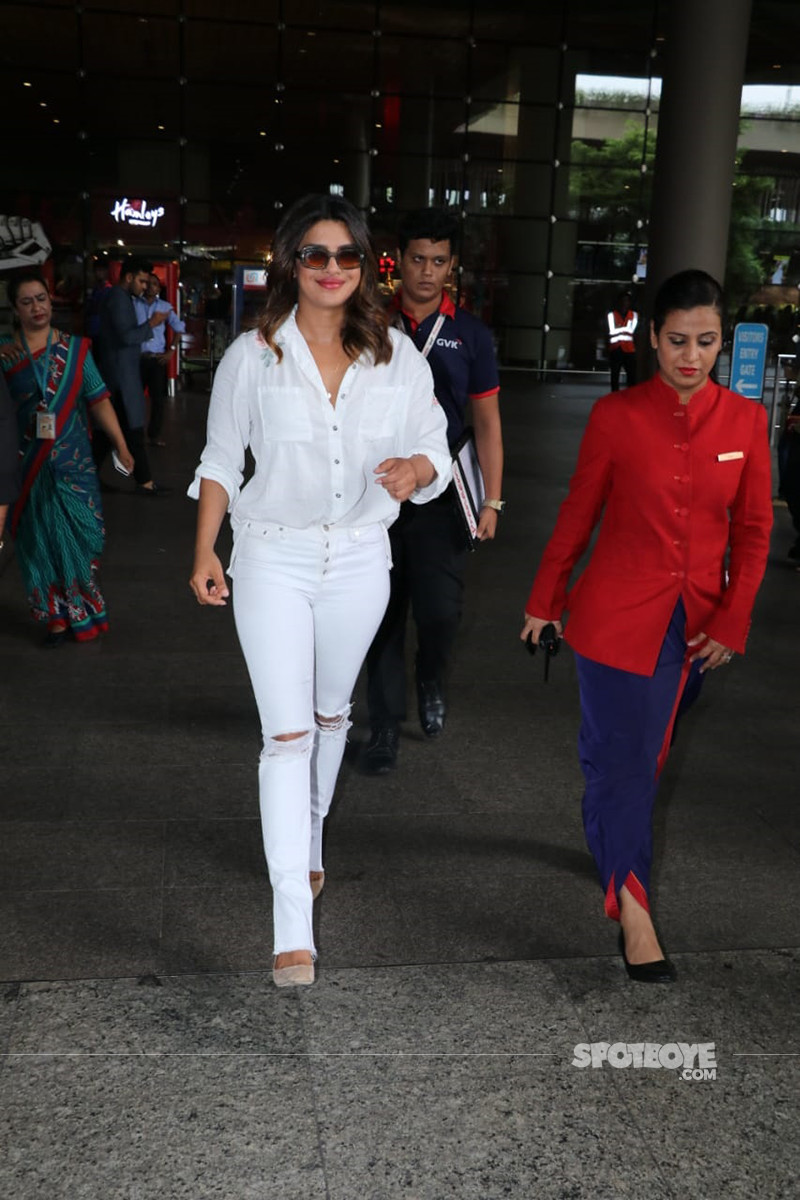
[231,520,391,957]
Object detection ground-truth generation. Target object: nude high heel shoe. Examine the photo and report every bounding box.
[273,952,315,988]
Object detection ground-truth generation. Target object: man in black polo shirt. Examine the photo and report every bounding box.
[364,208,504,773]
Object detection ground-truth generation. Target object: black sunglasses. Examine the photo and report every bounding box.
[295,244,365,271]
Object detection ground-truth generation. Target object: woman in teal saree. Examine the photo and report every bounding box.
[0,269,134,645]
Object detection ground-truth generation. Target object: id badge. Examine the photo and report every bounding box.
[36,411,56,440]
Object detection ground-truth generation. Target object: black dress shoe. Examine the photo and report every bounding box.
[417,679,446,738]
[619,931,676,984]
[135,482,173,496]
[364,726,399,774]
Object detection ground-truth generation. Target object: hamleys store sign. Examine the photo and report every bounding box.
[110,198,166,229]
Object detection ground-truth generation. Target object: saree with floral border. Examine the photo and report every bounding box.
[1,331,110,639]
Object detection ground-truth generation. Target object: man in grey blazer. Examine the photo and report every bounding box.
[94,256,168,494]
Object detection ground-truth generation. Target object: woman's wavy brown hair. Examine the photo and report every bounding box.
[259,193,392,365]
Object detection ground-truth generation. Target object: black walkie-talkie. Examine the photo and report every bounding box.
[526,623,561,682]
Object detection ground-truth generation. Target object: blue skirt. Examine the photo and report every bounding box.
[574,598,703,920]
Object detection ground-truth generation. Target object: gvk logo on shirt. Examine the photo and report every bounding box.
[572,1041,718,1081]
[435,337,463,350]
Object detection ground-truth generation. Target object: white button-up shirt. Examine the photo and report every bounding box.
[188,311,451,532]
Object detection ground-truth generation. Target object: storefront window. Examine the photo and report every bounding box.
[2,1,799,370]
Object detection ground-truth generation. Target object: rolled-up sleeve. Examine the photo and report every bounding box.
[187,337,251,507]
[401,347,452,503]
[167,307,186,334]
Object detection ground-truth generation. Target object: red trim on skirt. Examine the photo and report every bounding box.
[605,870,651,921]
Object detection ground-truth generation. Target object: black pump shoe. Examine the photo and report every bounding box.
[618,931,676,984]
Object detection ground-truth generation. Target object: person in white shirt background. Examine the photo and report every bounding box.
[188,193,450,988]
[133,273,186,447]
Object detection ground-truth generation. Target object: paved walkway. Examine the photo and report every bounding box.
[1,374,797,1198]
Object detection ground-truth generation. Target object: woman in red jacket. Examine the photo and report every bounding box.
[521,270,772,983]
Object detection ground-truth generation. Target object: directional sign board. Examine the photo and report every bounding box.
[730,323,769,400]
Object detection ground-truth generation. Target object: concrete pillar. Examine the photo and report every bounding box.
[343,109,370,211]
[645,0,752,304]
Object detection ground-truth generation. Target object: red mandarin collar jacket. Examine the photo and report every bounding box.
[526,374,773,675]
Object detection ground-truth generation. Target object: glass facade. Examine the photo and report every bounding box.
[3,0,800,369]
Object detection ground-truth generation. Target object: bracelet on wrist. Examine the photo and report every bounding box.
[481,498,506,513]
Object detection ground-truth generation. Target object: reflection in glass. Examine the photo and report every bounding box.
[185,22,276,80]
[83,13,179,77]
[379,36,467,98]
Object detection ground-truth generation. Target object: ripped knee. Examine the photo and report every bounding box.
[314,704,352,735]
[261,729,314,759]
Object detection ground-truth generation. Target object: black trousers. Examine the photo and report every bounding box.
[782,430,800,538]
[91,390,152,486]
[366,493,467,726]
[140,354,168,440]
[609,348,637,391]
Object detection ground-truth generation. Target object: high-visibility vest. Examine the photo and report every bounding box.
[607,309,638,351]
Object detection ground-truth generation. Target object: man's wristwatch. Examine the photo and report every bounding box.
[481,498,506,513]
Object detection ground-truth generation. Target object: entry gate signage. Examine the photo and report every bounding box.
[730,323,768,400]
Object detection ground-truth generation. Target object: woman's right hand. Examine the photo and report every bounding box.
[520,613,563,645]
[115,442,135,476]
[189,551,229,606]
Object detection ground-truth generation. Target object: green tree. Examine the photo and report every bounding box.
[569,119,655,233]
[726,138,777,306]
[570,117,775,305]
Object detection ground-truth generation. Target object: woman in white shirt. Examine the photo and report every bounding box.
[189,194,450,987]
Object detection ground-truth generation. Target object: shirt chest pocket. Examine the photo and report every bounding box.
[256,386,313,442]
[361,387,401,440]
[714,452,746,499]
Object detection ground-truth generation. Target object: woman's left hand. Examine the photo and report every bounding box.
[687,631,734,672]
[374,457,419,502]
[476,506,498,541]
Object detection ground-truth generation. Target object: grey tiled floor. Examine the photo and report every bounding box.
[1,377,797,1198]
